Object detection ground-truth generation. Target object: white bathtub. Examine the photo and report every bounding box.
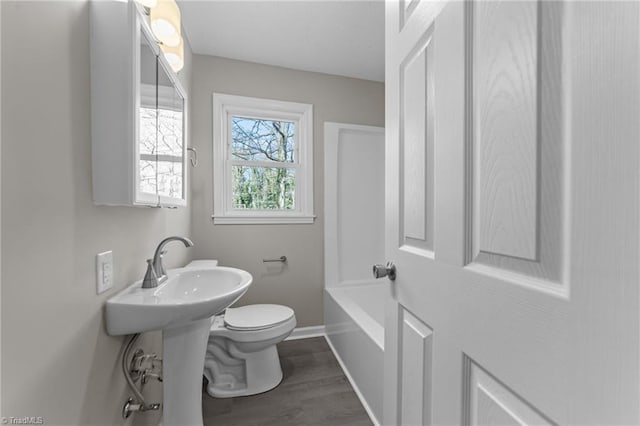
[325,283,386,425]
[324,123,385,425]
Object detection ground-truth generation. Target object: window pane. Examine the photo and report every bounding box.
[140,107,156,155]
[139,159,157,194]
[157,160,183,199]
[157,103,183,157]
[232,166,295,210]
[231,116,295,163]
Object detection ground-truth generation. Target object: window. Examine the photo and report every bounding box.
[213,93,314,224]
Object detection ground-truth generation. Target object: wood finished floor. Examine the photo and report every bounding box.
[202,337,373,426]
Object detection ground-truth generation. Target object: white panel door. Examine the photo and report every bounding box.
[384,1,640,425]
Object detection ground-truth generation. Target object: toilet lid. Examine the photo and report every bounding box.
[224,304,295,331]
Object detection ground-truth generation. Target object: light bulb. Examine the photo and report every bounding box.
[150,0,181,47]
[161,37,184,73]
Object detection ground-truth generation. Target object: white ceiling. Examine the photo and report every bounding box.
[178,1,385,82]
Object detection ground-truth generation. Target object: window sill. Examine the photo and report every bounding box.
[212,215,316,225]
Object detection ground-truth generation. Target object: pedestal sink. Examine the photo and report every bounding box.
[105,265,253,425]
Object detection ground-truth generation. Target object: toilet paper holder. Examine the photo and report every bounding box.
[263,256,287,263]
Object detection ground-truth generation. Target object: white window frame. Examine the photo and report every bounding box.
[212,93,314,224]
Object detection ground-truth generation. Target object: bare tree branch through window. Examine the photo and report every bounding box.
[231,116,296,210]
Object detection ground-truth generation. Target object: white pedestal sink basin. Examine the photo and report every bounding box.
[105,265,253,425]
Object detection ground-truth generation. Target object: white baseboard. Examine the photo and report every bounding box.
[285,325,326,341]
[324,335,381,426]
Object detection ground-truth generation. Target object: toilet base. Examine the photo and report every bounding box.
[205,343,284,398]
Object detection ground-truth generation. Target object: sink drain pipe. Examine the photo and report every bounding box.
[122,333,161,418]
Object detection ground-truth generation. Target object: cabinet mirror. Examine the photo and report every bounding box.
[137,22,186,207]
[90,0,187,208]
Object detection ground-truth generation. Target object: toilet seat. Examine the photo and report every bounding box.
[224,304,295,331]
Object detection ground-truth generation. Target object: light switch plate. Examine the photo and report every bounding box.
[96,251,114,294]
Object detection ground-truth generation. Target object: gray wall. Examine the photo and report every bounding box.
[1,0,3,410]
[1,2,193,424]
[191,55,385,327]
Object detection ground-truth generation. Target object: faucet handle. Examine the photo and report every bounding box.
[142,259,158,289]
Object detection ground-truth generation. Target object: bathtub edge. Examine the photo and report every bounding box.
[324,334,382,426]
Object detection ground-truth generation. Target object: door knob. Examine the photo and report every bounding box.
[373,262,396,281]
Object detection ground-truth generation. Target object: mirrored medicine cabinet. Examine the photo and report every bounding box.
[90,0,187,207]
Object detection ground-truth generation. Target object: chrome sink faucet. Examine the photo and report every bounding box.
[142,236,194,288]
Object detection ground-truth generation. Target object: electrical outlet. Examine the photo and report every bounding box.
[96,251,114,294]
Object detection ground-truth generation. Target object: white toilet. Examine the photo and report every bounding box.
[203,304,296,398]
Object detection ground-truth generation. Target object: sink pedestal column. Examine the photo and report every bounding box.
[162,318,211,426]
